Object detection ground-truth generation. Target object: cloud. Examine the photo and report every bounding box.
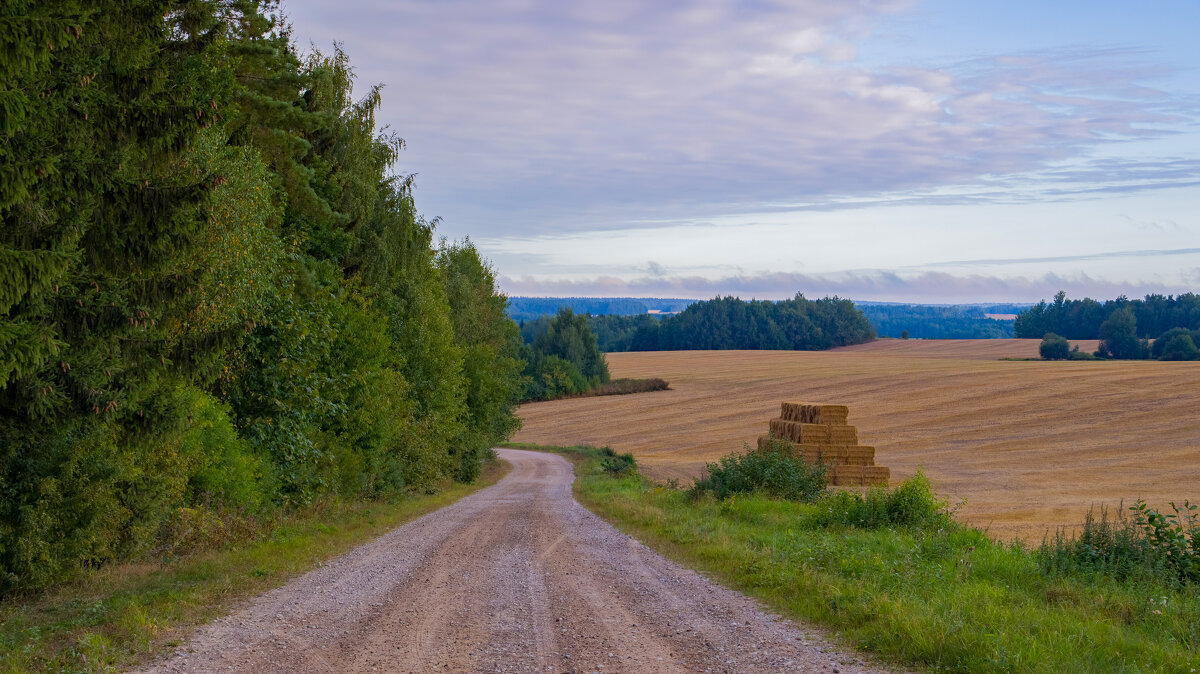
[499,270,1198,304]
[917,247,1200,269]
[283,0,1199,237]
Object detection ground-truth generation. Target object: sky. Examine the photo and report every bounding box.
[281,0,1200,302]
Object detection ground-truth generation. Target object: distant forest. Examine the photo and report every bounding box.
[519,295,875,352]
[858,303,1027,339]
[1015,292,1200,340]
[510,297,1027,346]
[1019,292,1200,360]
[507,297,696,322]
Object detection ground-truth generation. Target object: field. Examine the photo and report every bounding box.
[513,339,1200,540]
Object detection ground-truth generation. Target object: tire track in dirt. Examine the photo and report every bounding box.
[136,449,892,673]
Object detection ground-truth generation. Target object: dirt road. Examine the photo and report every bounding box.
[138,449,887,673]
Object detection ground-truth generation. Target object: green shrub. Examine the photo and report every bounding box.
[1037,504,1168,583]
[179,387,267,513]
[1130,499,1199,583]
[810,469,952,529]
[526,355,589,400]
[598,447,636,476]
[1037,500,1199,586]
[1151,327,1200,359]
[1039,332,1071,360]
[1160,333,1200,361]
[690,440,827,502]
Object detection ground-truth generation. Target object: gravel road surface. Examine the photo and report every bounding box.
[137,448,891,673]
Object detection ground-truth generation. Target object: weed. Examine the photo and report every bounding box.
[1130,499,1200,584]
[690,441,827,502]
[598,447,636,476]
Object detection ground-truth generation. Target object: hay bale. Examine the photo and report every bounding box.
[781,402,849,425]
[825,425,859,445]
[769,419,836,444]
[829,465,864,481]
[862,466,890,486]
[821,445,876,461]
[828,464,866,486]
[816,452,872,467]
[764,402,889,486]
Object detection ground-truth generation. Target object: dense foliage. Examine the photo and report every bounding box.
[689,440,828,503]
[1040,500,1200,587]
[0,1,524,590]
[518,308,611,400]
[537,295,875,352]
[1016,291,1200,356]
[1038,333,1071,360]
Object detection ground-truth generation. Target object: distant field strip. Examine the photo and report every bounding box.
[513,339,1200,540]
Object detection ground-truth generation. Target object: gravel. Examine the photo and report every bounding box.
[134,448,895,673]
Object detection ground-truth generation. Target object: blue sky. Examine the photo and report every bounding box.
[283,0,1200,302]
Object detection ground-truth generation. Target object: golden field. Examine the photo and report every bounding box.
[513,339,1200,540]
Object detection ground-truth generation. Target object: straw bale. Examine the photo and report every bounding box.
[769,419,837,444]
[862,466,890,486]
[780,402,849,425]
[829,465,865,480]
[825,425,859,444]
[764,402,888,485]
[822,445,876,460]
[829,465,866,486]
[815,453,872,467]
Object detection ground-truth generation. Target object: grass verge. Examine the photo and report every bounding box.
[506,443,1200,673]
[0,459,510,673]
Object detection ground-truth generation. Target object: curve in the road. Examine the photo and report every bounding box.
[136,448,891,673]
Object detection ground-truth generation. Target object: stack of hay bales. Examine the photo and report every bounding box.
[757,402,890,486]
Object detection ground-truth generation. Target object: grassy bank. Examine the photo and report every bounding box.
[511,443,1199,673]
[0,460,510,673]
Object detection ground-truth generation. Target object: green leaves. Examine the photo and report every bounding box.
[0,0,522,591]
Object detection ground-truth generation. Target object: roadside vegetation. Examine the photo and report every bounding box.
[2,2,525,595]
[517,442,1200,673]
[0,460,509,673]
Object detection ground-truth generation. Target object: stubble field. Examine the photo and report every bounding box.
[513,339,1200,540]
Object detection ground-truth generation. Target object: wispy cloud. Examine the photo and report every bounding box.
[917,247,1200,269]
[284,0,1199,236]
[499,270,1198,304]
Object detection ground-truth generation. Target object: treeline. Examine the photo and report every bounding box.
[1018,292,1200,360]
[521,295,875,352]
[507,296,695,322]
[859,303,1026,339]
[517,309,611,400]
[1016,292,1200,340]
[0,1,524,590]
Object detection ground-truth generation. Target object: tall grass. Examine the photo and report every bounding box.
[536,444,1200,673]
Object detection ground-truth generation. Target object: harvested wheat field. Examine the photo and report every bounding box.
[514,339,1200,541]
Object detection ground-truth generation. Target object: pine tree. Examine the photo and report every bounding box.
[0,0,235,588]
